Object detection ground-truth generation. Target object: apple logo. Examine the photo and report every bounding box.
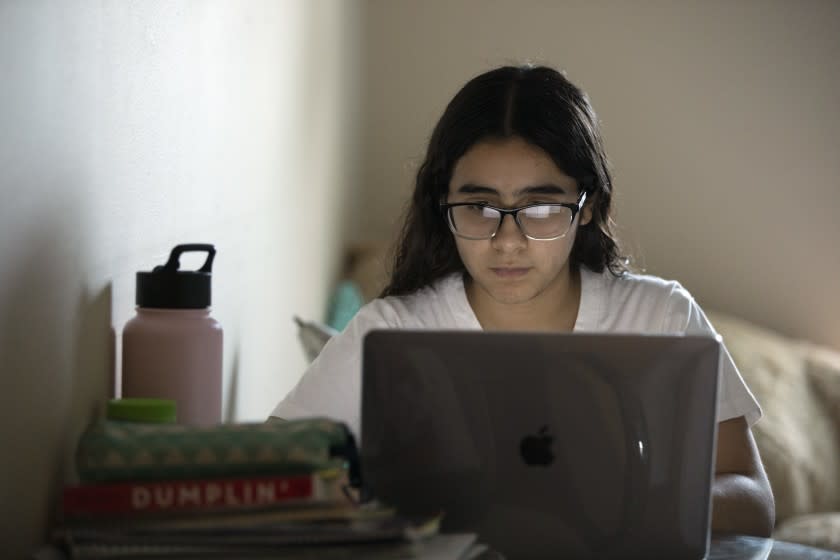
[519,425,555,466]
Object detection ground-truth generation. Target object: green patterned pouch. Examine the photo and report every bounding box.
[75,417,358,483]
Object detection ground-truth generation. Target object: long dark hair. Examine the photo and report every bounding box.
[381,64,626,298]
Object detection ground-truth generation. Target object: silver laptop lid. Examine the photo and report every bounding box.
[360,331,721,560]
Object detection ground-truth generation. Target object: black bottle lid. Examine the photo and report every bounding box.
[136,244,216,309]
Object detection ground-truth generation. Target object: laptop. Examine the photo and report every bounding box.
[359,331,721,560]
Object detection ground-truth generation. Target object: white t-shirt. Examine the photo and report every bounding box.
[271,267,761,436]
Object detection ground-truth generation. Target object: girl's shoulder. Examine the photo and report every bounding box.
[357,273,469,329]
[582,267,697,332]
[597,268,692,305]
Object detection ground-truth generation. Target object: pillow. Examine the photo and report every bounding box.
[775,513,840,552]
[293,316,338,363]
[705,311,840,522]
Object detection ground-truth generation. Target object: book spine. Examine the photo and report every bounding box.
[62,473,331,517]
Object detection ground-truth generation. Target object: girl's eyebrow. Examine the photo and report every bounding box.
[455,183,569,196]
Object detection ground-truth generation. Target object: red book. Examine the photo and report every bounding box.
[62,471,343,518]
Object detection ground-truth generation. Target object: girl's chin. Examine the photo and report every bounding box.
[478,282,538,306]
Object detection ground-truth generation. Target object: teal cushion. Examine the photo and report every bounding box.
[326,280,364,331]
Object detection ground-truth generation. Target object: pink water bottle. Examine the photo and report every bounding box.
[121,244,223,426]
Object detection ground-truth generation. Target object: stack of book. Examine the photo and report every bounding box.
[51,418,481,559]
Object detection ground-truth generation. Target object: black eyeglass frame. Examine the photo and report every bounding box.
[440,190,588,241]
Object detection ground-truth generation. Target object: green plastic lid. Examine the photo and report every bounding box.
[107,398,177,423]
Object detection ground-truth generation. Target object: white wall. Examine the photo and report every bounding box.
[357,0,840,349]
[0,0,360,554]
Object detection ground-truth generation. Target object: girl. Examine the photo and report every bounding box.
[271,64,775,536]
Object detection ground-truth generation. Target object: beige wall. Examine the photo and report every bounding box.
[357,0,840,349]
[0,1,360,554]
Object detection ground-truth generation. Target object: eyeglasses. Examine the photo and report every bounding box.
[441,191,587,241]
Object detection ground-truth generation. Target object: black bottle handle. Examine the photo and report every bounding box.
[158,244,216,274]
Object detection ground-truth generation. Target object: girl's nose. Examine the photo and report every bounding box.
[491,214,527,251]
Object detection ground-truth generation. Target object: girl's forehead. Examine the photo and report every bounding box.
[449,137,577,195]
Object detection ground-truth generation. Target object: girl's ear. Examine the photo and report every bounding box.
[580,199,593,226]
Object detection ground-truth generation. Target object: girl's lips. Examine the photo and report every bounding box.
[491,267,530,278]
